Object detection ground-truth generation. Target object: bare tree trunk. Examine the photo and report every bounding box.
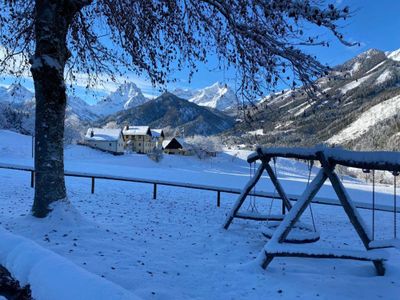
[31,63,67,217]
[30,0,77,217]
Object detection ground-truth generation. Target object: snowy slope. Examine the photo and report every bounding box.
[0,224,138,300]
[174,82,238,112]
[67,96,99,121]
[91,82,148,116]
[387,48,400,61]
[327,95,400,144]
[339,73,373,94]
[0,130,399,300]
[231,48,400,151]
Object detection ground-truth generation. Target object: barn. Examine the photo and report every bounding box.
[162,137,191,155]
[84,128,124,154]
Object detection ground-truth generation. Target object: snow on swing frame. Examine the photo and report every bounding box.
[223,145,400,276]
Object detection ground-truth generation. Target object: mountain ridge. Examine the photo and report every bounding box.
[228,47,400,151]
[97,92,235,136]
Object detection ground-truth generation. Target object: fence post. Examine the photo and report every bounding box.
[30,171,34,188]
[282,200,285,215]
[91,177,95,194]
[217,191,221,207]
[153,183,157,199]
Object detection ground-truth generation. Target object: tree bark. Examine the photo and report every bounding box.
[30,0,80,217]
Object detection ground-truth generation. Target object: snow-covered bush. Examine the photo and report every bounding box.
[104,121,119,129]
[186,135,222,159]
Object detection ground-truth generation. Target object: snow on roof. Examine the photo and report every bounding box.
[150,129,164,138]
[162,139,173,149]
[84,128,122,142]
[123,126,150,136]
[162,137,191,150]
[175,137,190,148]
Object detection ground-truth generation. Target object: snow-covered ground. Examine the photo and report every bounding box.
[327,94,400,145]
[339,73,373,94]
[0,130,399,299]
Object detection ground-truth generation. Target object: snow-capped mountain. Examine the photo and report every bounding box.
[0,84,100,142]
[98,92,235,136]
[91,82,148,116]
[174,82,238,112]
[230,48,400,151]
[0,84,34,105]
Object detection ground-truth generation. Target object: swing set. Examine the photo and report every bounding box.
[223,146,400,276]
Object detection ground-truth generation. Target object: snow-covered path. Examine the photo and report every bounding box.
[0,130,399,299]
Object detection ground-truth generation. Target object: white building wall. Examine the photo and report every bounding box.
[86,139,124,154]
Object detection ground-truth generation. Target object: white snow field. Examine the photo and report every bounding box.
[0,130,399,299]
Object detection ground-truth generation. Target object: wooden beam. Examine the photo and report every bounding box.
[263,251,386,276]
[248,147,400,173]
[264,163,292,211]
[278,169,327,244]
[248,147,318,163]
[261,169,327,269]
[317,152,372,249]
[223,160,268,230]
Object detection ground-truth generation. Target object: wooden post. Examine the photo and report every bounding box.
[264,163,292,211]
[317,152,372,249]
[153,183,157,200]
[281,200,285,215]
[30,171,35,188]
[91,177,95,194]
[217,191,221,207]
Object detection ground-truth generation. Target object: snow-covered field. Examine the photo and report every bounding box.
[0,130,399,299]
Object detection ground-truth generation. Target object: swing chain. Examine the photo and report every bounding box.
[372,169,376,240]
[266,157,278,225]
[394,172,398,239]
[306,160,317,232]
[247,162,259,212]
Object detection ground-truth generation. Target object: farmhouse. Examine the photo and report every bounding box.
[162,137,191,155]
[123,125,154,154]
[150,129,165,149]
[84,128,124,154]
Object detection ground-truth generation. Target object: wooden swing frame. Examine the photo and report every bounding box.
[223,146,400,276]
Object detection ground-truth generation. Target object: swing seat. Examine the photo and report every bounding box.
[369,239,400,250]
[235,211,285,221]
[262,243,388,276]
[262,221,320,244]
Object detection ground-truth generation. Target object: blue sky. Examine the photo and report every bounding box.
[1,0,400,105]
[184,0,400,88]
